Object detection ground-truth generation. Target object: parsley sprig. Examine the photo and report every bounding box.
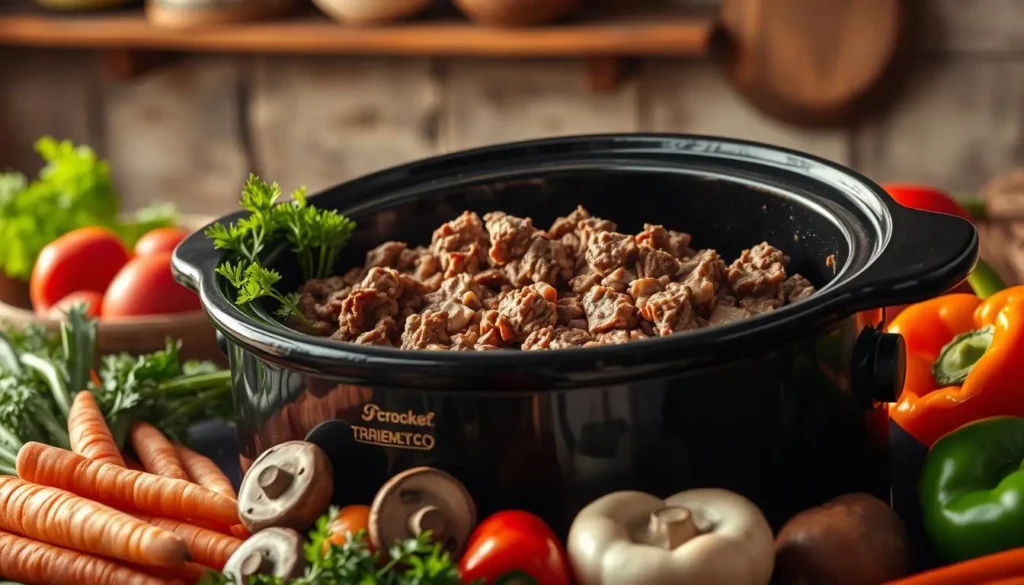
[205,175,355,325]
[199,507,471,585]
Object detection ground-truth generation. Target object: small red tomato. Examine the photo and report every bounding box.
[101,252,201,317]
[460,511,571,585]
[134,227,191,257]
[46,291,103,319]
[31,227,131,314]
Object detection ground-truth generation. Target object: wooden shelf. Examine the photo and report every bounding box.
[0,6,714,57]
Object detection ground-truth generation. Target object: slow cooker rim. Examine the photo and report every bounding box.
[173,133,978,379]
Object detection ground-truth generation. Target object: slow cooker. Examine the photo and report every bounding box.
[172,134,978,535]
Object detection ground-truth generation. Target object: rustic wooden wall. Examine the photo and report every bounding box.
[1,0,1022,219]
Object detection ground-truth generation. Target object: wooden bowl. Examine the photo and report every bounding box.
[0,214,223,364]
[312,0,433,25]
[451,0,581,26]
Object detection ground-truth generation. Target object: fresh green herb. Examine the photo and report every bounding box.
[205,175,355,325]
[198,507,471,585]
[0,137,178,281]
[0,305,233,471]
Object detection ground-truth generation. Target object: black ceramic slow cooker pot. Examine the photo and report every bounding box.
[172,134,978,534]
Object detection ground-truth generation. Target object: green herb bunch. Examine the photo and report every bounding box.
[0,137,177,280]
[205,175,356,327]
[0,305,233,474]
[199,507,470,585]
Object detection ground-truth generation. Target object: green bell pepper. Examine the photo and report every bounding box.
[919,416,1024,563]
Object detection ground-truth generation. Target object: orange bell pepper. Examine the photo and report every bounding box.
[887,286,1024,447]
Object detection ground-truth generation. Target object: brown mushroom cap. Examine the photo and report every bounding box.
[238,440,334,533]
[222,527,307,584]
[369,466,477,560]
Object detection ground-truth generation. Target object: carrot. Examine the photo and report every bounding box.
[67,391,125,467]
[884,547,1024,585]
[130,423,189,481]
[229,524,251,540]
[174,444,236,498]
[129,561,211,585]
[0,529,177,585]
[981,579,1024,585]
[136,515,242,571]
[16,443,240,529]
[0,476,189,568]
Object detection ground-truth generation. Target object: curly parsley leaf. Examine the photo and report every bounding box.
[205,174,355,324]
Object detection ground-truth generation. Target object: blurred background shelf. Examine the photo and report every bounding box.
[0,5,713,56]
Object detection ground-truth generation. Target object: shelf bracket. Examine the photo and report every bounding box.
[99,49,181,81]
[585,57,629,93]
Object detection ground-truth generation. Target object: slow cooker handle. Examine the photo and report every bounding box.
[172,211,247,296]
[843,206,980,311]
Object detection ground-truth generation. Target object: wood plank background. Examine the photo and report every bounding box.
[0,0,1022,219]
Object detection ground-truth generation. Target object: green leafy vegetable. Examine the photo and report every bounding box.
[198,507,471,585]
[205,175,356,325]
[0,304,233,472]
[0,137,178,281]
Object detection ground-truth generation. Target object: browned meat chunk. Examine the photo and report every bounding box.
[589,329,650,346]
[495,283,559,342]
[636,246,682,280]
[784,274,815,303]
[636,224,694,258]
[680,250,726,309]
[583,286,638,334]
[401,310,451,349]
[628,277,665,302]
[297,275,351,331]
[354,317,396,346]
[708,304,753,326]
[431,211,489,262]
[523,326,594,350]
[586,231,640,276]
[600,267,637,294]
[365,241,407,269]
[336,289,400,341]
[728,242,787,297]
[485,211,538,265]
[556,295,588,329]
[504,236,573,287]
[639,282,703,335]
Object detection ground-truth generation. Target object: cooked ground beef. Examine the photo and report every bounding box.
[296,206,817,350]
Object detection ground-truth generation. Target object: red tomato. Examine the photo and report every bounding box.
[31,227,131,314]
[46,291,103,319]
[134,227,190,257]
[460,511,571,585]
[101,252,201,317]
[882,183,973,222]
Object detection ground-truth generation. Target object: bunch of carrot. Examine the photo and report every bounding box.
[0,390,248,585]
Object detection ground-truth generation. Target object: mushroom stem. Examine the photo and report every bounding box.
[408,505,448,538]
[240,551,274,577]
[258,464,294,500]
[647,506,700,550]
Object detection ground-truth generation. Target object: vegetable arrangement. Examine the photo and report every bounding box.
[0,137,201,319]
[0,309,243,584]
[0,137,177,283]
[887,286,1024,447]
[205,175,355,328]
[31,223,199,319]
[0,305,233,475]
